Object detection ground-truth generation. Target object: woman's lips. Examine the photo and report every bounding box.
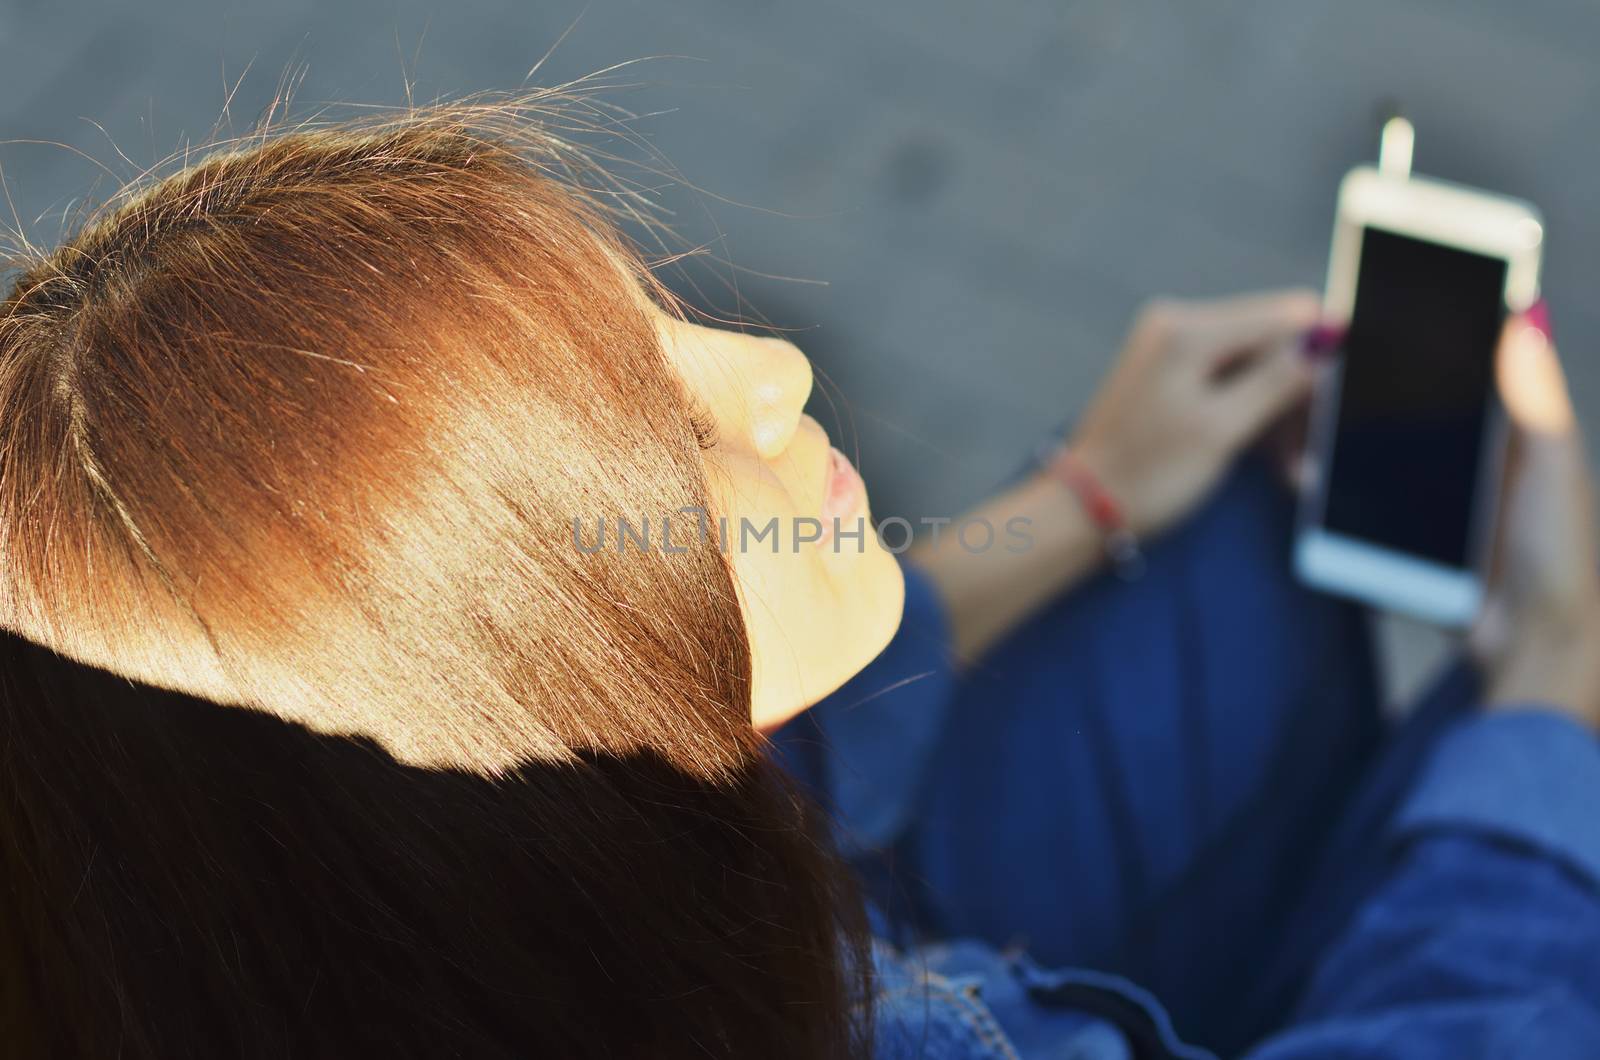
[819,446,865,543]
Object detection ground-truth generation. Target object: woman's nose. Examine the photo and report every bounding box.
[743,336,814,460]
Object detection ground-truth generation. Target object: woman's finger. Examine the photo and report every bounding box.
[1210,340,1317,449]
[1261,393,1314,489]
[1179,288,1322,371]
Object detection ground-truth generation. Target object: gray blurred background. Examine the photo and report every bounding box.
[2,0,1595,693]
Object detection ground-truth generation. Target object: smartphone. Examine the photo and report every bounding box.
[1294,165,1543,626]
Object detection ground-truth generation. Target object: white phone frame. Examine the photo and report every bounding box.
[1294,165,1544,626]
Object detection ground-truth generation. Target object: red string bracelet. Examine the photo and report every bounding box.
[1040,448,1145,580]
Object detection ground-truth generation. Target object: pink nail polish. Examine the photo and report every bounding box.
[1300,322,1347,359]
[1523,297,1552,343]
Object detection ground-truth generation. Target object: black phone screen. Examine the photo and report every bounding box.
[1321,226,1507,569]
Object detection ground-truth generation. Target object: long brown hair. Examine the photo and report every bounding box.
[0,96,870,1057]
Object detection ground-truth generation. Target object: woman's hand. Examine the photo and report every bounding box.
[1474,306,1600,729]
[1068,290,1321,537]
[917,289,1321,664]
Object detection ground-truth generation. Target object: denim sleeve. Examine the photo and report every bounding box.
[769,559,957,856]
[1246,710,1600,1059]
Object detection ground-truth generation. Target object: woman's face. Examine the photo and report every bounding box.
[655,311,905,730]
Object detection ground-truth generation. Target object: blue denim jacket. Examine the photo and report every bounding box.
[785,565,1600,1058]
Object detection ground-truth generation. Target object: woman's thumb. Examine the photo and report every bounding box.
[1497,300,1573,437]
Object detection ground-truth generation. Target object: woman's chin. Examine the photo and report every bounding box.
[818,545,907,699]
[750,550,905,733]
[856,544,906,668]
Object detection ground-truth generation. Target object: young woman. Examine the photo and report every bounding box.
[0,97,1596,1058]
